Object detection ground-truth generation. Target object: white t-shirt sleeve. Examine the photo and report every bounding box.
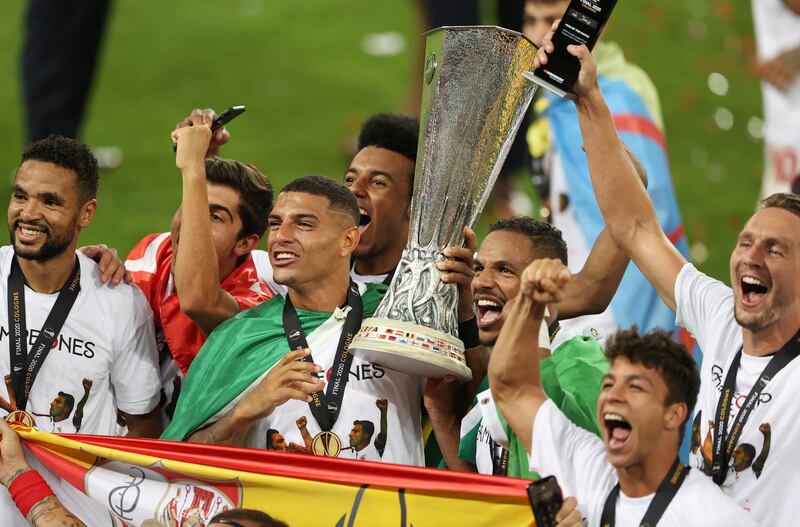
[529,400,616,502]
[110,288,161,414]
[674,263,736,362]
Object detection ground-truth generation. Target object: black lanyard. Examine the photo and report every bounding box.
[489,438,509,476]
[711,330,800,485]
[282,280,363,431]
[7,255,81,411]
[600,457,689,527]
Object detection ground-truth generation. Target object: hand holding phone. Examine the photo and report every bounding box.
[173,105,246,153]
[527,476,564,527]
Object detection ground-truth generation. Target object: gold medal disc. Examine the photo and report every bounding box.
[5,410,35,428]
[311,431,342,457]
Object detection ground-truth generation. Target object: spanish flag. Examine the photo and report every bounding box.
[16,425,537,526]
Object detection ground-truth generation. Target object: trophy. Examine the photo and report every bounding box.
[349,26,538,381]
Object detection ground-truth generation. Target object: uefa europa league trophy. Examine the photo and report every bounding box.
[349,26,538,381]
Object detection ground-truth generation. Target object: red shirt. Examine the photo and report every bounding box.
[126,232,272,374]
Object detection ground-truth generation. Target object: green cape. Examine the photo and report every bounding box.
[162,283,386,441]
[458,335,608,479]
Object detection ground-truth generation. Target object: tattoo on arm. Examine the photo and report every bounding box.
[27,495,86,527]
[187,412,248,446]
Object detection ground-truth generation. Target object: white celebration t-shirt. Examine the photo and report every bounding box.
[529,400,756,526]
[0,247,160,527]
[675,263,800,525]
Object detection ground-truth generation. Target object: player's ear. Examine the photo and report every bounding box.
[341,225,360,256]
[664,402,687,432]
[78,199,97,228]
[234,233,259,256]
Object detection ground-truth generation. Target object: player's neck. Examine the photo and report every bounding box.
[354,246,402,277]
[17,250,78,294]
[288,269,351,312]
[742,313,800,357]
[615,444,679,498]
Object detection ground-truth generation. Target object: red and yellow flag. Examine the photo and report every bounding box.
[17,425,536,526]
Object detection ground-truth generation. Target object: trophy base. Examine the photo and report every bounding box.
[350,318,472,382]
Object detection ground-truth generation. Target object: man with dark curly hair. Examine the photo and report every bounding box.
[0,136,161,525]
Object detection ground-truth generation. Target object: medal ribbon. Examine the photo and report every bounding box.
[8,255,81,411]
[282,280,363,431]
[600,457,689,527]
[711,329,800,485]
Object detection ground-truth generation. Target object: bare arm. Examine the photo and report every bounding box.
[171,123,241,336]
[121,407,162,438]
[26,496,86,527]
[782,0,800,16]
[534,25,686,311]
[558,228,628,318]
[187,350,324,445]
[187,410,254,446]
[423,377,477,472]
[489,259,570,453]
[0,420,86,527]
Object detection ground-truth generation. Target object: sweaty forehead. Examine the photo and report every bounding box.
[476,230,535,267]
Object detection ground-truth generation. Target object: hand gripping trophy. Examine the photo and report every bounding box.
[350,26,538,380]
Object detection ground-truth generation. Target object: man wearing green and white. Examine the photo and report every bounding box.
[428,216,635,477]
[162,175,423,465]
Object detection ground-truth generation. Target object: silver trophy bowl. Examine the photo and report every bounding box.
[350,26,538,381]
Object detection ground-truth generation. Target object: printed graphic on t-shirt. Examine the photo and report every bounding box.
[266,398,390,461]
[691,411,772,482]
[0,374,94,433]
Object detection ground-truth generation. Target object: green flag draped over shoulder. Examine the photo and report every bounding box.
[162,283,386,441]
[458,335,608,479]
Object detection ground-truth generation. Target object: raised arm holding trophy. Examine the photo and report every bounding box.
[350,26,540,381]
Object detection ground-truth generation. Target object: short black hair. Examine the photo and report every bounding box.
[21,135,99,203]
[357,113,419,163]
[209,509,289,527]
[605,328,700,439]
[281,175,359,226]
[488,216,568,265]
[266,429,281,449]
[205,157,273,238]
[353,419,375,440]
[57,391,75,412]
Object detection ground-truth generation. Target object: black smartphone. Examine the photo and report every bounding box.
[527,0,618,98]
[173,105,246,152]
[527,476,564,527]
[211,105,246,131]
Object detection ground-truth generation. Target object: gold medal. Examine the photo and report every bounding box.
[5,410,35,428]
[311,431,342,457]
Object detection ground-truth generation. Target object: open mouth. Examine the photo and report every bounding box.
[604,412,632,450]
[740,275,768,307]
[475,298,504,329]
[358,208,371,237]
[359,208,371,227]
